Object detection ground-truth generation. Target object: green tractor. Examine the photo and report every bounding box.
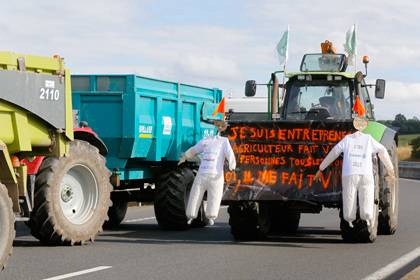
[224,50,398,243]
[0,52,111,270]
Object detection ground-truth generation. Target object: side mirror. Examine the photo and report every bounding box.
[245,80,256,97]
[375,79,385,99]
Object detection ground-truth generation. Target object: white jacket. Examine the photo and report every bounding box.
[320,131,394,176]
[185,135,236,175]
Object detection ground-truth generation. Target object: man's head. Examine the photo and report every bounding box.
[353,117,368,131]
[213,119,228,132]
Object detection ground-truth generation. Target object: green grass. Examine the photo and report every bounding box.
[398,134,420,146]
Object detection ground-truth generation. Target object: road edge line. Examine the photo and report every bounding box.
[362,246,420,280]
[42,266,112,280]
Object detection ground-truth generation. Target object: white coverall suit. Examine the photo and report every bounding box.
[184,135,236,224]
[319,131,394,226]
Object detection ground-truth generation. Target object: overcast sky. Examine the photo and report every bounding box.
[1,0,419,120]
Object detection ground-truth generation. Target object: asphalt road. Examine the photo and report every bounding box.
[2,178,420,280]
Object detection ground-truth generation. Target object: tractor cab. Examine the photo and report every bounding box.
[242,41,386,122]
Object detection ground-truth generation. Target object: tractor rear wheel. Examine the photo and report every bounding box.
[154,166,208,230]
[228,202,270,241]
[28,140,112,245]
[0,183,14,271]
[378,140,399,235]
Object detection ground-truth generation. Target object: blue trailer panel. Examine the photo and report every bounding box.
[72,74,222,181]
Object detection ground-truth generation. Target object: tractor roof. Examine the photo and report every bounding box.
[286,71,356,79]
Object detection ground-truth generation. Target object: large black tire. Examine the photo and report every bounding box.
[28,140,112,245]
[228,202,270,241]
[269,205,301,234]
[0,183,15,271]
[378,140,399,235]
[340,161,380,243]
[154,166,207,230]
[103,192,129,229]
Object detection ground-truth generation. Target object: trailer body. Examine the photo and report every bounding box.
[72,74,222,182]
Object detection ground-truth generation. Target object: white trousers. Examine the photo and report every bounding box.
[342,175,375,224]
[186,173,224,220]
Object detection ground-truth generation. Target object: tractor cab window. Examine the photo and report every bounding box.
[356,80,374,119]
[300,54,347,72]
[285,80,351,120]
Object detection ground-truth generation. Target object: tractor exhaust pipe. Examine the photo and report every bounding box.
[271,73,279,119]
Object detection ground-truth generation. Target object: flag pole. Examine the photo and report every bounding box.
[354,24,357,71]
[281,25,289,104]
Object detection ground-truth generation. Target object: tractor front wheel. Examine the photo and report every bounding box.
[228,202,270,241]
[0,183,15,270]
[28,140,112,245]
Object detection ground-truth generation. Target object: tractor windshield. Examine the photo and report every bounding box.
[284,79,352,120]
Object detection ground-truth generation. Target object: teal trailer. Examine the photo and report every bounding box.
[71,74,222,229]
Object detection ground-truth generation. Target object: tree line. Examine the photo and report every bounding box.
[379,114,420,134]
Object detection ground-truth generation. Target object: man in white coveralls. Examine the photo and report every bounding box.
[314,116,395,228]
[179,118,236,226]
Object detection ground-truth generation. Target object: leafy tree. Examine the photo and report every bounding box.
[379,114,420,134]
[395,113,407,123]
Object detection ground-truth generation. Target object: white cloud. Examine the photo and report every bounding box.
[374,81,420,120]
[0,0,419,119]
[175,54,241,80]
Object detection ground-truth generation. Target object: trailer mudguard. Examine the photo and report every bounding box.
[74,127,108,156]
[363,121,398,149]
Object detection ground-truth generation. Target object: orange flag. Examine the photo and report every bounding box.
[353,95,366,117]
[212,97,225,116]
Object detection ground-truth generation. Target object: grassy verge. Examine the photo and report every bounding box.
[399,134,420,146]
[398,134,420,161]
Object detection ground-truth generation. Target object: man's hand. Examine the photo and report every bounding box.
[313,170,322,182]
[385,174,396,184]
[178,155,187,166]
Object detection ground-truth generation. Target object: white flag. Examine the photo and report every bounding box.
[276,27,289,66]
[344,24,357,65]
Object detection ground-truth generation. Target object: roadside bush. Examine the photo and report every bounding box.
[409,136,420,159]
[397,146,412,161]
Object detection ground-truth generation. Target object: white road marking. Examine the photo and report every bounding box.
[42,266,112,280]
[132,238,236,244]
[123,206,229,223]
[362,246,420,280]
[124,216,156,223]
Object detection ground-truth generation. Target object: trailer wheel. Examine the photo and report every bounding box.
[154,166,192,230]
[0,183,15,271]
[191,200,210,228]
[28,140,112,245]
[228,202,270,241]
[378,141,399,235]
[103,192,129,229]
[340,161,380,243]
[269,205,301,234]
